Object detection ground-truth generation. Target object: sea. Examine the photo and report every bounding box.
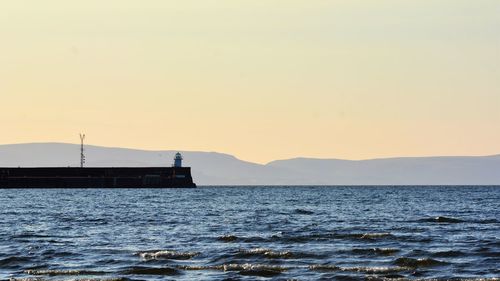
[0,186,499,281]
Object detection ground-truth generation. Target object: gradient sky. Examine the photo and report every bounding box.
[1,1,499,163]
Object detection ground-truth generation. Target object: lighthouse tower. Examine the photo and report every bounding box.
[173,152,183,167]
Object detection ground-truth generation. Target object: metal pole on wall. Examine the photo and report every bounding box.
[80,133,86,168]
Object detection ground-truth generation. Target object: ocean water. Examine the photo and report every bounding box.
[0,186,499,281]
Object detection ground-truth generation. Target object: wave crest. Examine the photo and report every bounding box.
[218,234,238,242]
[420,216,464,223]
[359,233,393,239]
[177,263,286,277]
[237,248,293,259]
[25,269,105,276]
[394,257,447,268]
[12,279,132,281]
[351,248,399,256]
[309,265,408,274]
[136,250,199,260]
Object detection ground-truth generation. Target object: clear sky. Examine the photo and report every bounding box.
[1,1,499,163]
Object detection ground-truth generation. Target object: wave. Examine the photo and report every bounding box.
[25,269,106,276]
[237,248,294,259]
[0,256,31,267]
[217,234,273,243]
[419,216,465,223]
[358,232,394,239]
[309,264,408,274]
[475,218,499,224]
[327,232,394,241]
[341,266,409,274]
[12,232,52,239]
[479,251,500,258]
[218,234,238,242]
[120,266,180,275]
[309,264,340,271]
[238,267,283,277]
[279,231,396,243]
[365,276,500,281]
[177,263,287,271]
[177,263,287,277]
[11,279,134,281]
[294,209,315,215]
[397,235,433,243]
[41,249,75,257]
[394,257,447,268]
[350,248,400,256]
[431,250,466,258]
[218,231,396,244]
[136,250,199,260]
[236,247,327,260]
[417,217,499,225]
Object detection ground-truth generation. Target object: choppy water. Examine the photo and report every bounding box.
[0,186,499,281]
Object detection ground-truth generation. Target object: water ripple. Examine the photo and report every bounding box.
[1,186,499,280]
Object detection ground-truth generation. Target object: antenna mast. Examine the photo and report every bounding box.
[80,133,86,168]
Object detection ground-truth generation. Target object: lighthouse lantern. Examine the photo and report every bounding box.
[174,152,183,167]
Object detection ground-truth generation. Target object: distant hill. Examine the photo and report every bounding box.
[1,143,499,185]
[267,156,500,185]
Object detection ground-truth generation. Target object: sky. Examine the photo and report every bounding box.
[1,1,499,164]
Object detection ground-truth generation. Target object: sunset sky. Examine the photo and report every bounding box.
[1,1,499,163]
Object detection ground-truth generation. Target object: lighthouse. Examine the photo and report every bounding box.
[173,152,183,167]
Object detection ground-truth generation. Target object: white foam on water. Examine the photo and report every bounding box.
[136,250,199,260]
[360,232,393,239]
[177,263,287,272]
[238,248,293,258]
[340,266,410,274]
[24,270,105,276]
